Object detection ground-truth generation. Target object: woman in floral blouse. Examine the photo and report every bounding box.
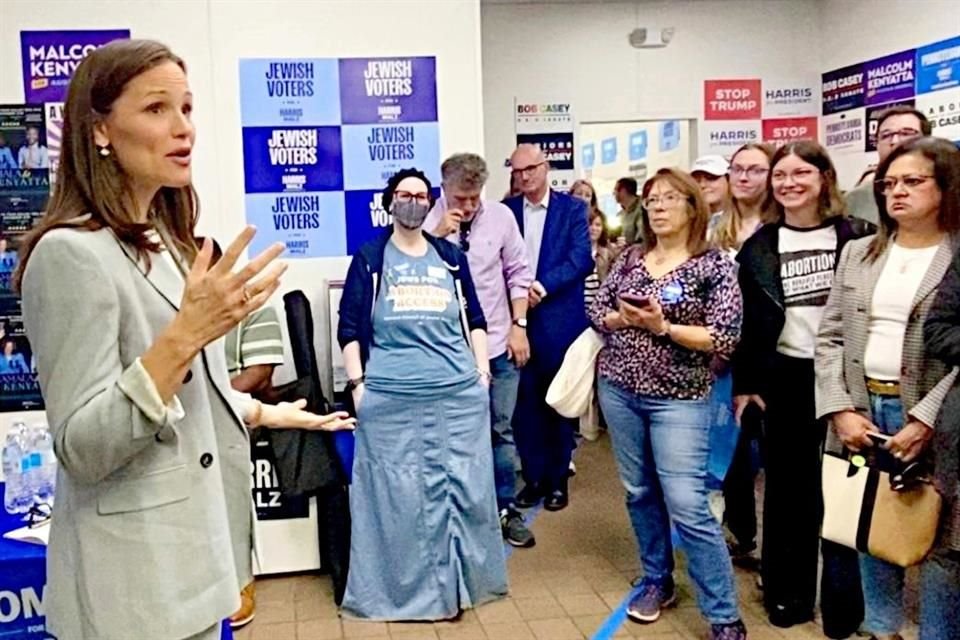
[589,167,744,640]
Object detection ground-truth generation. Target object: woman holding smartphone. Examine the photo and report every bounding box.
[588,168,745,640]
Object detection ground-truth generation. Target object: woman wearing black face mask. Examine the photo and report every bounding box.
[336,168,508,620]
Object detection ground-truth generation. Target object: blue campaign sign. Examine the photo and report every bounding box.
[241,126,343,194]
[244,192,346,258]
[341,122,440,191]
[629,131,648,161]
[339,57,438,125]
[582,143,595,169]
[344,187,440,254]
[601,137,617,164]
[345,189,390,255]
[916,36,960,94]
[239,58,341,126]
[660,121,681,152]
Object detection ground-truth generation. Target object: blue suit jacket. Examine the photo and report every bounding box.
[504,190,593,368]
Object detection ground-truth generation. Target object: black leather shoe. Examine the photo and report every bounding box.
[767,605,814,629]
[544,489,569,511]
[514,484,544,509]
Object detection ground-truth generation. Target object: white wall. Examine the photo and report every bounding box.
[819,0,960,187]
[0,0,484,439]
[481,0,822,197]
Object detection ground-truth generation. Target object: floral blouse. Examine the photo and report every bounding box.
[588,247,742,400]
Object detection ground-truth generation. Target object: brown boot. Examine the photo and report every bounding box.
[229,582,256,629]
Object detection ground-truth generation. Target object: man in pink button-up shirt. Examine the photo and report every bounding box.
[425,152,537,548]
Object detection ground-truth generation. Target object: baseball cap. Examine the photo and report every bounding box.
[690,155,729,177]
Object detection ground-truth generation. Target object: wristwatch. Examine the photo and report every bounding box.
[513,318,528,329]
[345,376,365,392]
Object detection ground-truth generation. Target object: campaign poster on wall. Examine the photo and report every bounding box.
[917,36,960,94]
[703,79,763,121]
[515,101,575,190]
[821,108,867,155]
[763,81,818,118]
[822,64,865,116]
[917,87,960,142]
[864,49,916,106]
[0,105,48,412]
[700,120,762,155]
[762,117,819,148]
[239,56,439,258]
[20,29,130,103]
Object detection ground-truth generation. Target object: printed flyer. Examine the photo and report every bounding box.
[0,105,48,412]
[239,56,439,258]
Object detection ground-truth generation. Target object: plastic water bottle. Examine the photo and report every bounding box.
[32,424,55,505]
[3,423,30,514]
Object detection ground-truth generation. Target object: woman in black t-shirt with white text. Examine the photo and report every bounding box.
[732,140,874,638]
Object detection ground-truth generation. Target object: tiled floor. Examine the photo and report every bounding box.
[234,434,915,640]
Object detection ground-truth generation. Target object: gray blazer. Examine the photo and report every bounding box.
[815,234,958,436]
[21,225,253,640]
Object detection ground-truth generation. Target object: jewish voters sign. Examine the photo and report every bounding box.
[239,57,439,258]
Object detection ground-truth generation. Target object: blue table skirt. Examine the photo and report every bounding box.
[0,483,233,640]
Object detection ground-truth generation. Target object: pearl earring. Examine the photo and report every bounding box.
[98,146,110,157]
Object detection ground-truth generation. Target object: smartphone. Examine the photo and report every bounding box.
[619,292,651,308]
[867,432,892,447]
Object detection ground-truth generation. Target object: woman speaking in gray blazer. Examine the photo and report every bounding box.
[815,137,960,640]
[14,40,354,640]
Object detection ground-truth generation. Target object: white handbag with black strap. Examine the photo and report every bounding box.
[822,449,942,567]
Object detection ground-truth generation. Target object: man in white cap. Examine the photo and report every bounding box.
[690,155,730,215]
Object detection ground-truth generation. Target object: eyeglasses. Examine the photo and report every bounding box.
[729,165,769,179]
[642,192,687,209]
[511,162,545,178]
[394,191,431,205]
[771,168,819,182]
[877,128,921,144]
[874,174,935,195]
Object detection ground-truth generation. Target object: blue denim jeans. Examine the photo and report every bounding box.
[861,393,906,636]
[862,393,960,640]
[489,353,520,512]
[598,377,740,624]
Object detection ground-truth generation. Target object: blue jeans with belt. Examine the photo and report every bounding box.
[598,377,740,624]
[861,393,960,640]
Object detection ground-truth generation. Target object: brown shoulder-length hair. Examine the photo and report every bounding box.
[769,140,846,223]
[640,168,711,256]
[712,142,777,252]
[14,39,199,291]
[864,136,960,263]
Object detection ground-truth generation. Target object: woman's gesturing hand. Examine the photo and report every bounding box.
[175,227,287,350]
[259,401,357,431]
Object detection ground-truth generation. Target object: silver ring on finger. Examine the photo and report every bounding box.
[242,286,252,303]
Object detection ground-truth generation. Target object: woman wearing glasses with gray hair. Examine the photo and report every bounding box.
[337,168,508,621]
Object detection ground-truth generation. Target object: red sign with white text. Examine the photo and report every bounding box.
[704,79,762,120]
[762,117,819,146]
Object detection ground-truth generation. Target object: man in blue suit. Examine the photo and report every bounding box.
[504,144,593,511]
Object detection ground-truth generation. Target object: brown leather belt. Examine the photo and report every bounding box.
[865,378,900,397]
